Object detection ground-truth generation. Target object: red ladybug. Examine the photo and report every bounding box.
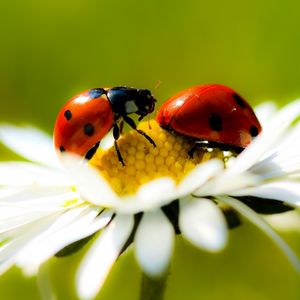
[156,84,262,154]
[54,87,156,165]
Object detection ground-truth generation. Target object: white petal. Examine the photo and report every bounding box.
[135,210,174,277]
[226,130,283,176]
[0,190,79,225]
[194,171,259,197]
[116,161,223,215]
[0,212,61,275]
[136,178,176,205]
[37,263,57,300]
[62,154,119,207]
[179,197,227,251]
[0,162,71,186]
[265,211,300,233]
[16,209,112,275]
[99,132,114,150]
[0,185,76,205]
[226,99,300,175]
[273,123,300,157]
[116,178,177,214]
[254,102,277,126]
[0,187,26,198]
[0,186,78,234]
[270,99,300,127]
[177,159,224,195]
[76,214,134,300]
[249,159,300,181]
[0,209,62,234]
[0,259,14,276]
[0,125,60,168]
[218,195,300,274]
[230,181,300,207]
[250,124,300,178]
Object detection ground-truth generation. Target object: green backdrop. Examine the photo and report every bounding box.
[1,0,300,299]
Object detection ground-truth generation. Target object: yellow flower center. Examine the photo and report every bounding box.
[90,120,228,196]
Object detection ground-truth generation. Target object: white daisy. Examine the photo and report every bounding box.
[0,100,300,300]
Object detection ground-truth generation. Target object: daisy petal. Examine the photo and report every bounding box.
[117,178,177,214]
[0,259,14,276]
[0,213,61,275]
[179,197,228,251]
[0,185,76,206]
[0,162,71,186]
[230,181,300,207]
[0,187,75,234]
[135,210,174,277]
[99,132,114,150]
[0,208,62,234]
[76,214,134,300]
[273,123,300,157]
[177,159,224,195]
[16,209,112,275]
[226,129,285,176]
[249,159,300,181]
[266,211,300,233]
[116,161,224,215]
[0,125,60,168]
[136,178,176,204]
[0,187,27,198]
[227,99,300,175]
[62,154,119,207]
[194,172,259,197]
[254,102,277,126]
[218,195,300,274]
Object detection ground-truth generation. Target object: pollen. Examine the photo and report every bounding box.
[90,120,227,196]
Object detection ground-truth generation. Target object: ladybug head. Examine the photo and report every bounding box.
[135,89,156,120]
[107,87,156,120]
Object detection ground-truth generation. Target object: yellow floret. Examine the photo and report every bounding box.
[90,120,228,196]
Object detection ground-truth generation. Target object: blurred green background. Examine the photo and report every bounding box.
[2,0,300,132]
[1,0,300,299]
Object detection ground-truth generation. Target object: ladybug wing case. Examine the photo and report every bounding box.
[157,85,261,149]
[54,91,114,157]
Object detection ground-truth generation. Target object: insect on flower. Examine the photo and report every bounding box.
[54,87,157,165]
[2,97,300,300]
[156,84,262,155]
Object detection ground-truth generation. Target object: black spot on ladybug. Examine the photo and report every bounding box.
[59,146,65,152]
[64,110,72,121]
[209,113,223,131]
[232,93,246,109]
[89,88,106,99]
[250,125,259,137]
[84,123,95,136]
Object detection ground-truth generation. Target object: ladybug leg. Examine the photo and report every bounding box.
[85,141,100,160]
[113,124,125,166]
[188,144,198,158]
[119,120,124,135]
[123,116,156,147]
[188,141,209,158]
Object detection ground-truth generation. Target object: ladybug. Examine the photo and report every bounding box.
[54,87,156,165]
[156,84,262,154]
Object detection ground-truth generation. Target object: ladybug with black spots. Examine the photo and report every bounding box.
[156,84,262,154]
[54,87,156,165]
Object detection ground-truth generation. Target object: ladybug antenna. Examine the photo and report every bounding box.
[154,80,162,90]
[145,114,152,130]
